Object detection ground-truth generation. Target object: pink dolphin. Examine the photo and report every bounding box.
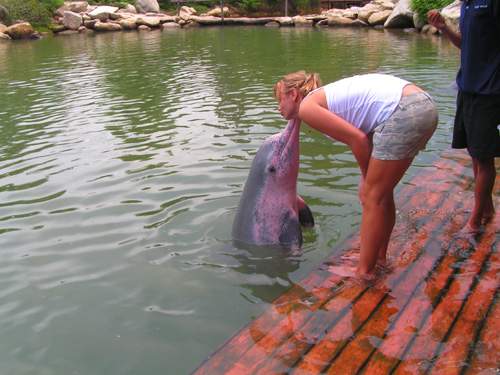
[232,119,314,248]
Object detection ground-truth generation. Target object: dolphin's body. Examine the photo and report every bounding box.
[232,119,314,248]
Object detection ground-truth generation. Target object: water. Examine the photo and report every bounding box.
[0,27,460,374]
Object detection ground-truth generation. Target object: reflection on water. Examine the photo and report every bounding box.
[0,28,460,374]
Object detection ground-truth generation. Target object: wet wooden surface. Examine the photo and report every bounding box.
[194,151,499,375]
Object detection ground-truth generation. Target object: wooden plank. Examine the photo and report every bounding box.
[363,215,498,374]
[465,292,500,374]
[229,160,469,374]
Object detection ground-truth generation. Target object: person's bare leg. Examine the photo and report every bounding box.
[358,158,413,278]
[376,195,396,268]
[468,157,496,230]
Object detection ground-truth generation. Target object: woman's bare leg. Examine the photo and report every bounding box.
[358,158,413,278]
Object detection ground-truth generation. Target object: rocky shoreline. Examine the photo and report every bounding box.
[0,0,461,41]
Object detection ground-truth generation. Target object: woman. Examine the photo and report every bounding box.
[274,71,438,279]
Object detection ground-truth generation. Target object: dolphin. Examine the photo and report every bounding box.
[232,118,314,248]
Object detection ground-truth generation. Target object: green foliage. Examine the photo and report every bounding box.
[411,0,454,18]
[237,0,261,11]
[39,0,64,12]
[0,0,52,26]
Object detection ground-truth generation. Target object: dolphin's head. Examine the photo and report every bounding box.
[232,119,302,247]
[249,119,301,193]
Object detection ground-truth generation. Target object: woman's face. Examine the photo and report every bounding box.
[277,84,300,120]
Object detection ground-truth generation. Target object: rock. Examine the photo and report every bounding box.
[373,0,394,10]
[84,19,97,29]
[179,6,197,19]
[327,15,357,26]
[292,15,313,27]
[358,4,383,23]
[205,6,229,17]
[67,1,88,13]
[413,12,426,30]
[63,11,82,30]
[162,22,181,29]
[136,16,161,28]
[123,4,137,14]
[183,21,200,28]
[384,0,414,28]
[265,21,280,27]
[158,15,176,23]
[0,23,7,33]
[0,31,11,41]
[109,13,123,21]
[137,24,151,31]
[0,5,9,24]
[119,19,138,30]
[342,10,357,19]
[56,29,79,36]
[274,16,294,26]
[5,22,36,40]
[135,0,160,14]
[441,0,461,34]
[94,21,122,31]
[368,10,392,25]
[49,24,67,33]
[422,24,439,35]
[316,19,329,27]
[88,6,119,21]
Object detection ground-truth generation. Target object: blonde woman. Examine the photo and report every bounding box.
[274,71,438,279]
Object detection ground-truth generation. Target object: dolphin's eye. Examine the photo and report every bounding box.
[268,166,276,173]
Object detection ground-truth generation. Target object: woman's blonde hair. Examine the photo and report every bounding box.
[274,71,322,100]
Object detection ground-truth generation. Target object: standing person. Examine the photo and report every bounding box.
[428,1,500,232]
[274,71,438,278]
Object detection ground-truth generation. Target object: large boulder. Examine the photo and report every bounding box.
[135,0,160,14]
[0,31,11,41]
[136,16,161,27]
[368,10,392,25]
[119,18,138,30]
[94,21,122,32]
[119,4,137,14]
[274,16,294,26]
[441,0,461,34]
[0,23,7,33]
[63,11,83,30]
[5,22,36,39]
[179,6,197,19]
[328,15,367,27]
[88,6,119,21]
[358,4,383,23]
[292,15,313,27]
[384,0,414,28]
[205,6,229,17]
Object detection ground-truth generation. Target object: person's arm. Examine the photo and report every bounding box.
[298,104,372,178]
[427,9,462,48]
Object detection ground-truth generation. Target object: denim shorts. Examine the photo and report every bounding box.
[372,92,438,160]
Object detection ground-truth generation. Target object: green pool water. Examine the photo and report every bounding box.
[0,27,460,374]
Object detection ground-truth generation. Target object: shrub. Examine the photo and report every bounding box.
[411,0,455,18]
[0,0,52,26]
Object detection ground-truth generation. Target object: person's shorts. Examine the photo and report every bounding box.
[372,92,438,160]
[453,91,500,159]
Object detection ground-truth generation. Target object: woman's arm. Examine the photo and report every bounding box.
[299,103,372,178]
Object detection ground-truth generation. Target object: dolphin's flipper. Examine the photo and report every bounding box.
[297,195,314,228]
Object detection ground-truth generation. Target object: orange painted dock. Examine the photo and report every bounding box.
[194,151,499,375]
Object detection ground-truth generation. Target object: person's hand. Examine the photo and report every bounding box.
[427,9,447,31]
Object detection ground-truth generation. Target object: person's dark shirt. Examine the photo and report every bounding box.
[457,0,500,94]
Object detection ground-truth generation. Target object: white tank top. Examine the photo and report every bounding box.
[322,74,410,134]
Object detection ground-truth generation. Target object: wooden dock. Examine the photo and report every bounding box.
[194,151,499,375]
